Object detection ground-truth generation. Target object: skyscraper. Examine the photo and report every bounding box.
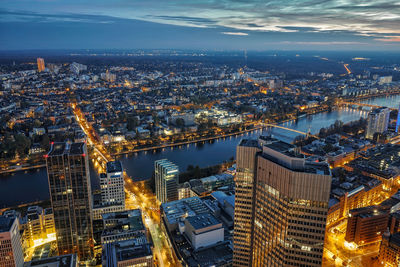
[396,103,400,133]
[46,142,94,261]
[365,107,390,140]
[37,58,45,72]
[0,216,24,267]
[233,136,332,267]
[155,159,179,203]
[100,161,125,207]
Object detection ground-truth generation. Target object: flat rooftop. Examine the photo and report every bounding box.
[0,216,13,232]
[186,213,221,230]
[106,161,123,173]
[102,209,145,235]
[25,254,77,267]
[48,142,85,156]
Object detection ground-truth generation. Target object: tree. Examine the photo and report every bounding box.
[40,134,50,152]
[14,134,31,157]
[175,118,185,128]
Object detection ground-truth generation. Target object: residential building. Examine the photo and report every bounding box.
[378,232,400,267]
[345,206,389,246]
[100,161,125,207]
[0,216,24,267]
[37,58,45,72]
[233,136,332,267]
[365,107,390,140]
[45,142,94,261]
[23,206,44,247]
[155,159,179,203]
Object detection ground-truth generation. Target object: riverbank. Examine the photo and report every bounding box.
[0,164,46,175]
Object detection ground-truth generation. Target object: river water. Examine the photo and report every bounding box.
[1,94,400,207]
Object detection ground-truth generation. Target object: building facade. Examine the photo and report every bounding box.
[0,216,24,267]
[155,159,179,203]
[36,58,45,72]
[233,137,332,267]
[46,142,94,261]
[100,161,125,207]
[365,107,390,140]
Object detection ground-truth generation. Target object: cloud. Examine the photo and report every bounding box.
[221,32,248,36]
[280,41,369,45]
[375,36,400,42]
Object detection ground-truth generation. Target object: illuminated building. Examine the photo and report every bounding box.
[36,58,45,72]
[396,103,400,133]
[233,136,331,267]
[46,142,94,261]
[155,159,179,203]
[100,161,125,207]
[0,216,24,267]
[23,206,44,247]
[365,107,390,140]
[378,232,400,267]
[345,206,389,246]
[388,211,400,234]
[43,208,55,236]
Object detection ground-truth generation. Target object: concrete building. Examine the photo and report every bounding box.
[23,206,44,247]
[378,232,400,267]
[24,254,78,267]
[101,209,146,245]
[46,142,94,261]
[100,161,125,207]
[233,136,332,267]
[184,213,224,250]
[365,107,390,140]
[102,239,153,267]
[155,159,179,203]
[0,216,24,267]
[345,206,389,246]
[43,208,55,236]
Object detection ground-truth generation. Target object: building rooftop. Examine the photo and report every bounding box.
[186,213,221,231]
[106,161,123,173]
[0,215,14,232]
[102,209,145,236]
[48,142,85,156]
[25,254,77,267]
[161,197,210,226]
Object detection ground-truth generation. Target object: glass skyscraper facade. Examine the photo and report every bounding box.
[233,136,331,267]
[46,142,94,261]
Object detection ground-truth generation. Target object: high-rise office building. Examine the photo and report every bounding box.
[365,107,390,140]
[100,161,125,207]
[46,142,94,261]
[155,159,179,203]
[396,103,400,133]
[37,58,45,72]
[0,216,24,267]
[233,136,332,267]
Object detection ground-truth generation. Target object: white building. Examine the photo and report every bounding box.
[184,213,224,250]
[100,161,125,207]
[155,159,179,203]
[365,107,391,139]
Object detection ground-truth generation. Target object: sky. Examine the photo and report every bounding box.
[1,0,400,51]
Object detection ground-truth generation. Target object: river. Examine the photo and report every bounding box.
[1,94,400,208]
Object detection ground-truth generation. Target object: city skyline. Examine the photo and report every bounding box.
[1,0,400,51]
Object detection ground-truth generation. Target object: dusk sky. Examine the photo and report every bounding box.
[1,0,400,51]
